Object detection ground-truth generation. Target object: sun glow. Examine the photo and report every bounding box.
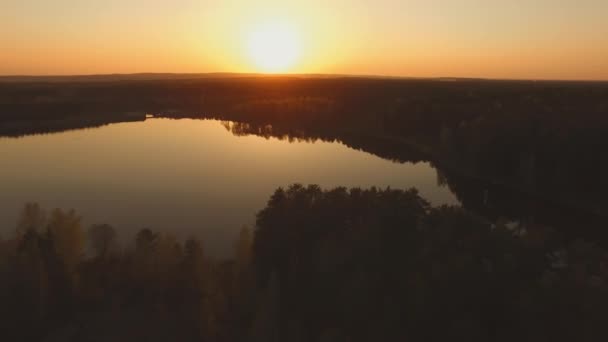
[247,21,301,73]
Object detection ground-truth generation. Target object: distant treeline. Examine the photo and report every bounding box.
[2,77,606,122]
[1,185,608,341]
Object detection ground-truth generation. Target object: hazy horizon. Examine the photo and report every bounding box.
[1,71,607,82]
[2,0,607,80]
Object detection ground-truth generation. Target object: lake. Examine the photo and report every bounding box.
[0,118,457,255]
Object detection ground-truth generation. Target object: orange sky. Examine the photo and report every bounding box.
[1,0,607,80]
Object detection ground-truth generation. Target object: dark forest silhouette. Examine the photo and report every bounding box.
[2,77,608,340]
[1,185,608,341]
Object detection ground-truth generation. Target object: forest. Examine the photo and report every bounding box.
[2,77,608,340]
[1,185,607,341]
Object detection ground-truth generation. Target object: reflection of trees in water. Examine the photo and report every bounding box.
[222,121,317,143]
[220,119,427,163]
[0,114,145,138]
[3,186,608,341]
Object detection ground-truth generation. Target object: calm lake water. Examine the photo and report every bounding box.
[0,118,457,255]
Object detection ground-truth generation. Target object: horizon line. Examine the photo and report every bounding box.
[0,72,607,83]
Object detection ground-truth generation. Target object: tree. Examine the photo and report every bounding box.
[47,208,84,273]
[135,228,158,254]
[16,202,46,238]
[235,225,253,272]
[88,224,117,259]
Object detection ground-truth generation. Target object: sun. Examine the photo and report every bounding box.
[247,21,300,73]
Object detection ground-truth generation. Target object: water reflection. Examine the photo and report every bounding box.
[0,118,456,255]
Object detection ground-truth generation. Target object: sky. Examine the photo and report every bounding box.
[1,0,607,79]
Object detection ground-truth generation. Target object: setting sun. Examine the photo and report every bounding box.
[247,21,301,73]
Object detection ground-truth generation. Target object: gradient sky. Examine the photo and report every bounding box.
[2,0,607,79]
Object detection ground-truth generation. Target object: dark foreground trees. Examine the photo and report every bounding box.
[0,205,252,341]
[252,185,608,341]
[1,185,608,341]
